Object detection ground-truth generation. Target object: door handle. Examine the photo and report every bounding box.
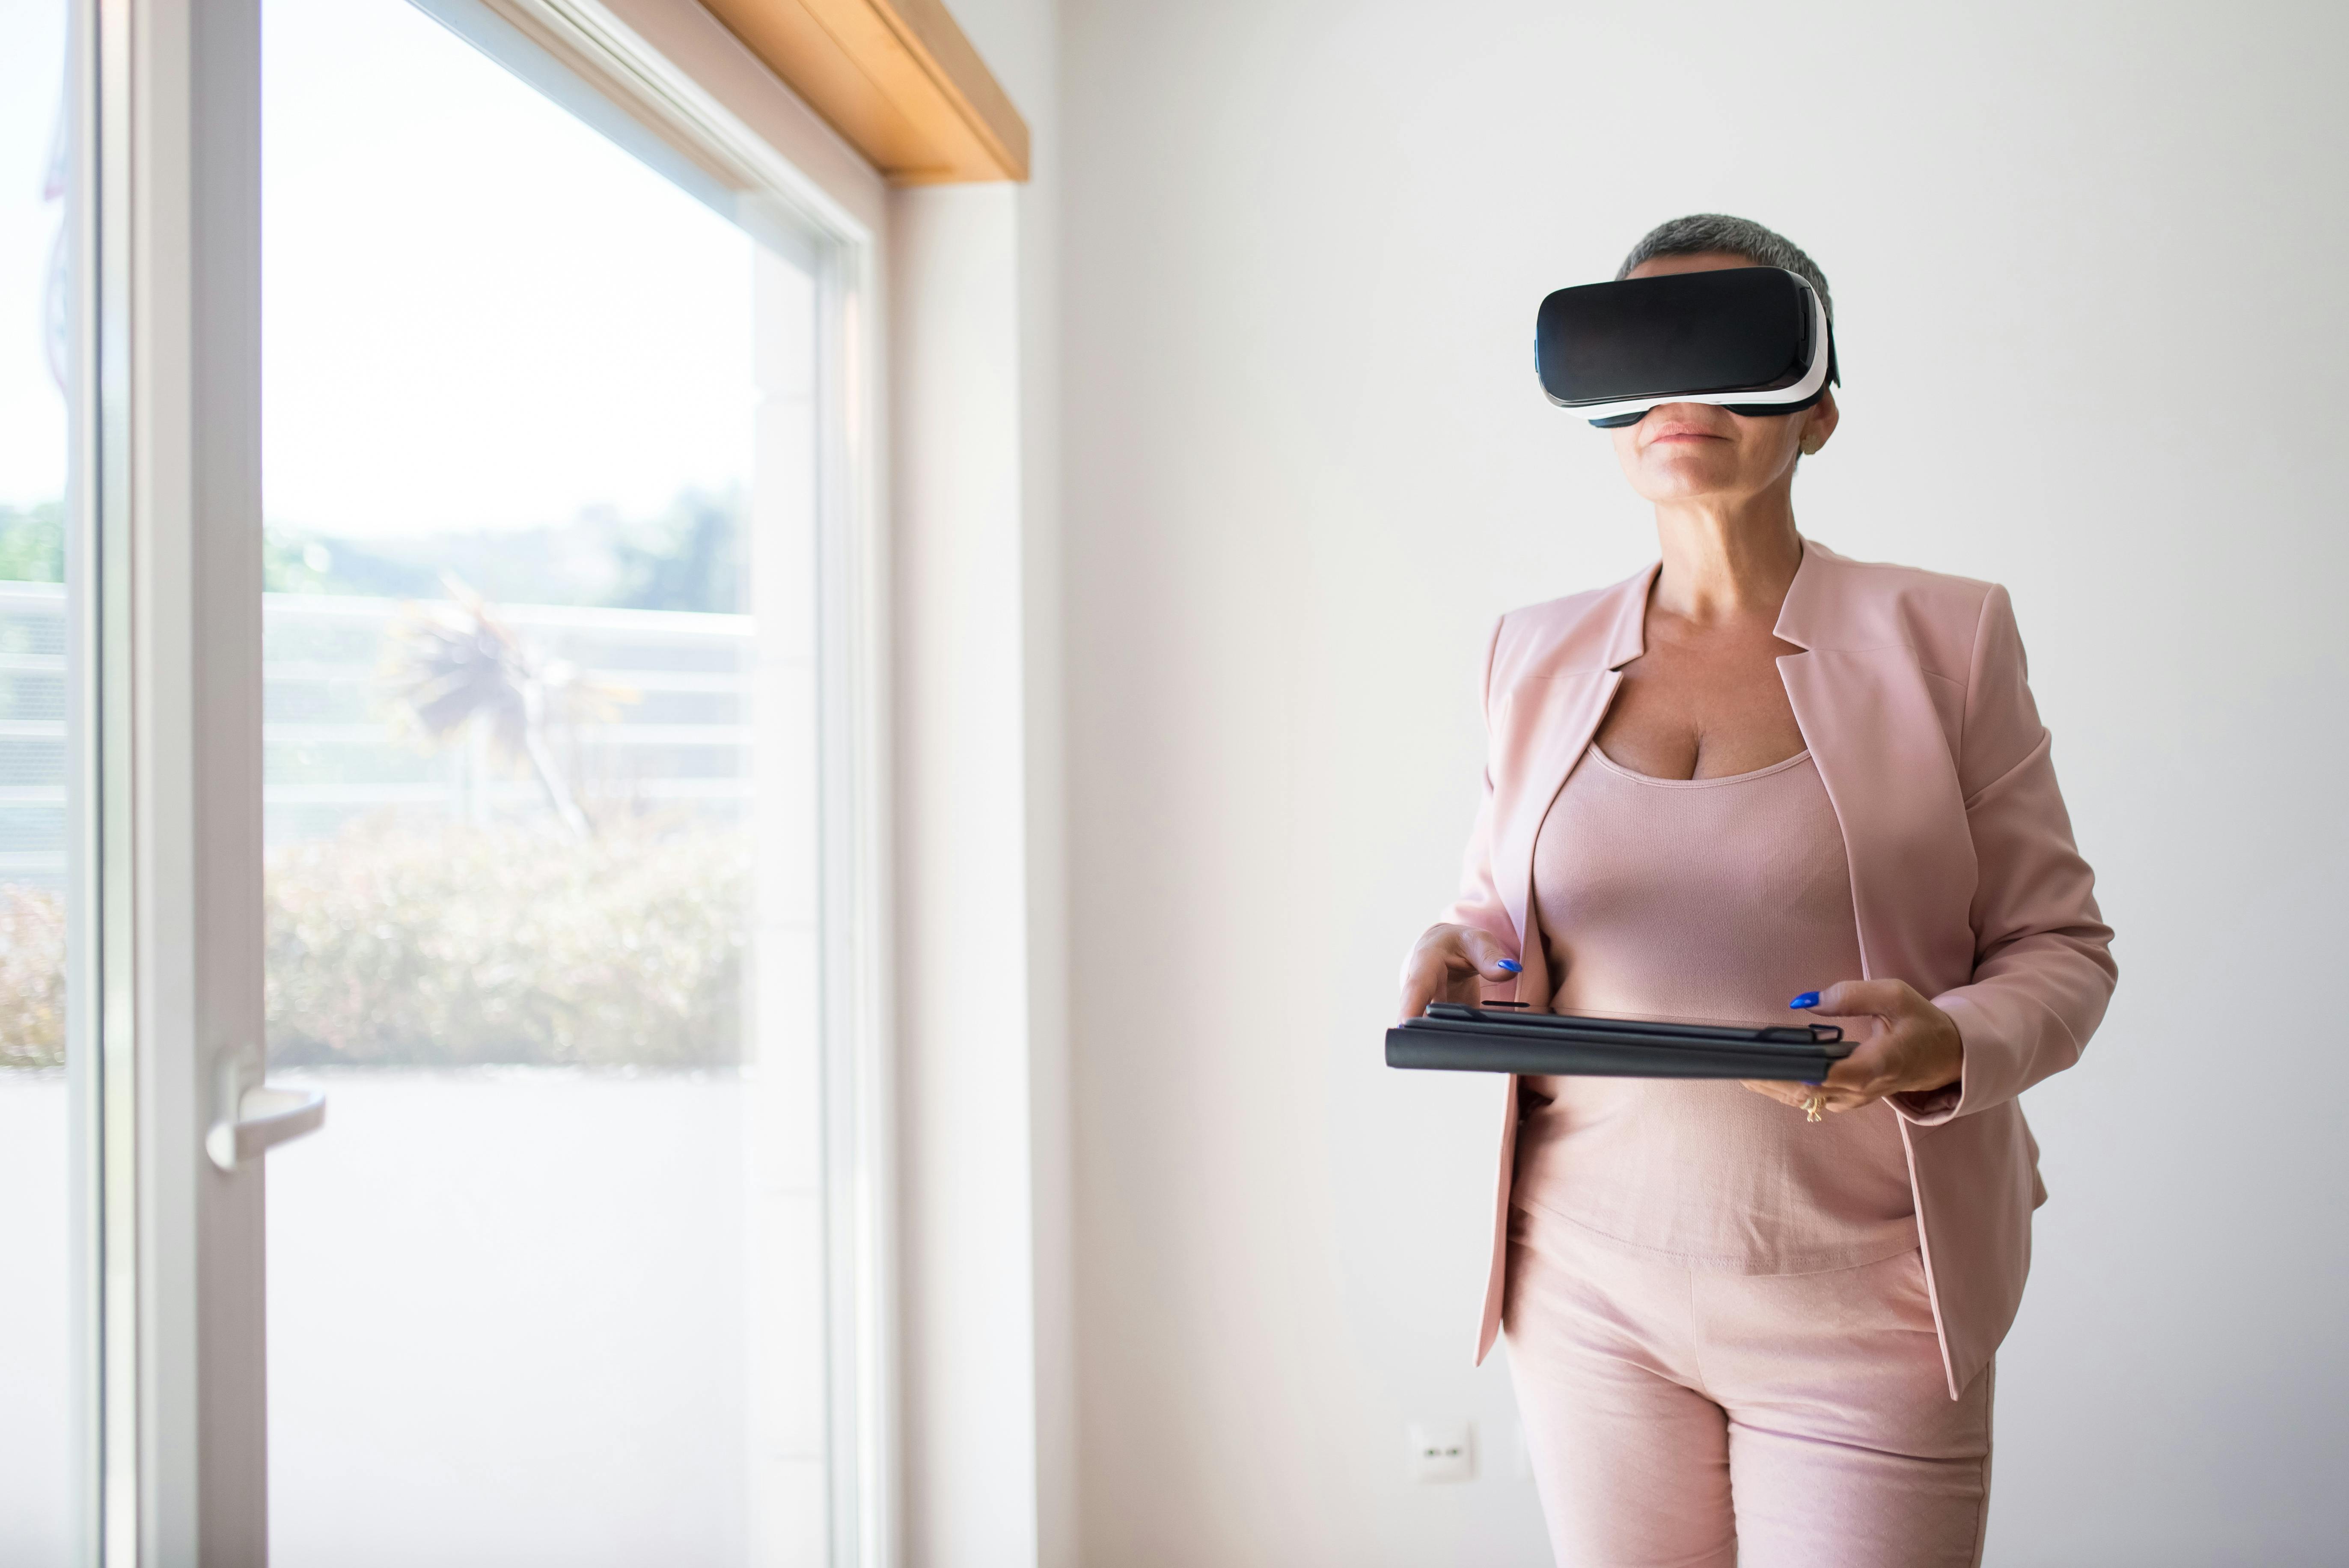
[207,1053,328,1172]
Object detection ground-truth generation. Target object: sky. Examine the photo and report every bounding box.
[263,0,760,536]
[0,0,771,533]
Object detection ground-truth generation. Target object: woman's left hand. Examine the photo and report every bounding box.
[1742,979,1964,1116]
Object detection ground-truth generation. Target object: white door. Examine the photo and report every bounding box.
[0,0,92,1559]
[5,0,888,1560]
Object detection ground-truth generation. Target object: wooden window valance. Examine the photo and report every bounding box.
[699,0,1029,183]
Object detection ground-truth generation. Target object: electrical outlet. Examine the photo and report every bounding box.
[1407,1419,1475,1483]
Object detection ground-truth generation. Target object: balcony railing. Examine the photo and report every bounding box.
[0,580,758,881]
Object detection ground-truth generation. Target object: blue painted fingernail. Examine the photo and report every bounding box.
[1789,991,1820,1009]
[1498,959,1522,974]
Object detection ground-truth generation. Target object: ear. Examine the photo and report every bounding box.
[1798,389,1840,456]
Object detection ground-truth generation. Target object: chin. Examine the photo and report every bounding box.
[1635,461,1745,498]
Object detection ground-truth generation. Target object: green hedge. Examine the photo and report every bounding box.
[0,885,65,1068]
[265,815,749,1067]
[1,817,749,1071]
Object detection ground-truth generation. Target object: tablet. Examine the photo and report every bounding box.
[1386,1001,1853,1082]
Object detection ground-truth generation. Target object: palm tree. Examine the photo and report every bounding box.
[381,577,625,838]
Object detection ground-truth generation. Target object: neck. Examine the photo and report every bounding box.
[1650,486,1803,625]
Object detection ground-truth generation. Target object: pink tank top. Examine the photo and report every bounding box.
[1512,744,1915,1273]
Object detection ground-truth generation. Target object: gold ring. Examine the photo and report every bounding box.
[1802,1092,1825,1122]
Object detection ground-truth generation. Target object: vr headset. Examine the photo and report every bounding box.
[1534,266,1838,428]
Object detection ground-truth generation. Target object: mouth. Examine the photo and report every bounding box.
[1636,402,1735,446]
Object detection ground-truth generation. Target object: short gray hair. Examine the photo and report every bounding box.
[1617,214,1833,324]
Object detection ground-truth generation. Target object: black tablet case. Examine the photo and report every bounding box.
[1387,1003,1851,1082]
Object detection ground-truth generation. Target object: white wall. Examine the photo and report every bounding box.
[1058,2,2349,1563]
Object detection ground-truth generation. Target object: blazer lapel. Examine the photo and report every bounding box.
[1775,547,1981,993]
[1489,566,1652,1000]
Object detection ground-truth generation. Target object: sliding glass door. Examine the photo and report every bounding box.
[0,0,85,1558]
[257,1,857,1563]
[0,0,881,1560]
[258,0,829,1561]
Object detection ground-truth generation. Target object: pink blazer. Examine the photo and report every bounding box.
[1446,540,2116,1398]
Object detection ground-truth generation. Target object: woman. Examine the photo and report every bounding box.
[1398,215,2116,1567]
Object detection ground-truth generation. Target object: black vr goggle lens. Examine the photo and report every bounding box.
[1534,266,1839,428]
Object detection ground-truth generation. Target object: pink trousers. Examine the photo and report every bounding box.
[1503,1204,1994,1568]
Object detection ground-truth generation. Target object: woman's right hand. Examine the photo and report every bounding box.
[1398,923,1522,1024]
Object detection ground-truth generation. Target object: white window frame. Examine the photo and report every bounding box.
[77,0,896,1561]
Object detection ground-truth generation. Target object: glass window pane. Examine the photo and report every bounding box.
[0,0,78,1559]
[261,1,829,1562]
